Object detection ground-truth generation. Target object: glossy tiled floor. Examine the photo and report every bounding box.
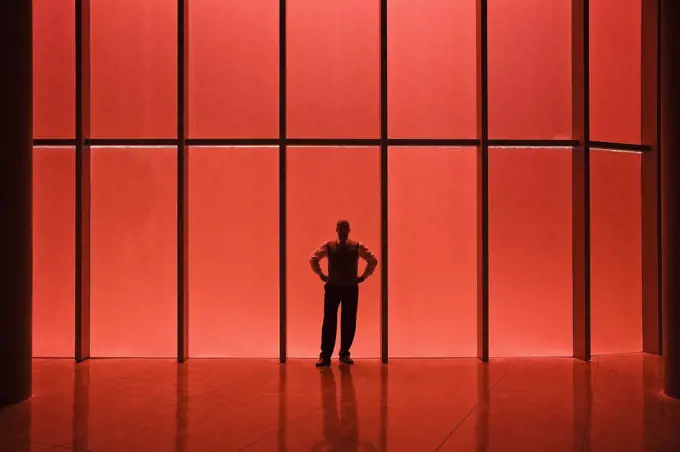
[1,355,679,451]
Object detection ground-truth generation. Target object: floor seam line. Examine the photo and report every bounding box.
[236,406,324,451]
[433,363,514,452]
[580,357,600,452]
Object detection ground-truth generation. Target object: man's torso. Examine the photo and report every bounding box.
[327,240,360,287]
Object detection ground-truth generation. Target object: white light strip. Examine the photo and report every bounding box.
[189,145,279,149]
[288,145,377,149]
[90,145,175,149]
[591,148,642,155]
[389,146,472,150]
[490,146,573,150]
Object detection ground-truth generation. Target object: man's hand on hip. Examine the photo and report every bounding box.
[320,274,329,282]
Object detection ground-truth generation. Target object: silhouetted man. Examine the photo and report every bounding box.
[310,220,378,368]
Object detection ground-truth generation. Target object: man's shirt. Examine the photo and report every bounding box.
[310,240,378,286]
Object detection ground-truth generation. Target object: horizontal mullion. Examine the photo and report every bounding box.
[33,138,77,147]
[187,138,279,146]
[285,138,381,146]
[489,139,579,147]
[589,141,651,152]
[387,138,479,147]
[33,138,649,153]
[87,138,178,147]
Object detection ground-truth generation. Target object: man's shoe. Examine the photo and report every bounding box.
[339,355,354,365]
[316,357,331,368]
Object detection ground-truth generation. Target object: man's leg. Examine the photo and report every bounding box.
[320,285,341,359]
[339,287,359,358]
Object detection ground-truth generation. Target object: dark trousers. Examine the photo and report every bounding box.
[320,284,359,358]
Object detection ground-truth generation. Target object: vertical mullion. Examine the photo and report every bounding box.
[476,0,489,363]
[572,0,591,362]
[380,0,389,364]
[75,0,91,363]
[177,0,189,362]
[641,0,662,355]
[279,0,287,364]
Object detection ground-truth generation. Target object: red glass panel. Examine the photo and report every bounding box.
[388,147,477,357]
[188,0,279,138]
[91,0,177,138]
[90,147,177,357]
[33,147,75,357]
[287,147,380,358]
[33,0,75,139]
[591,150,642,354]
[488,0,572,139]
[287,0,380,138]
[188,147,279,357]
[489,148,573,357]
[388,0,477,139]
[590,0,642,144]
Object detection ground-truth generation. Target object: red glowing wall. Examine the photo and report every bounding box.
[188,147,279,357]
[287,0,379,138]
[488,0,572,139]
[388,148,477,357]
[188,0,279,138]
[90,148,177,357]
[287,147,381,358]
[590,151,642,354]
[590,0,642,144]
[91,0,177,138]
[489,149,573,357]
[33,0,75,139]
[31,1,646,358]
[388,0,477,139]
[33,148,75,357]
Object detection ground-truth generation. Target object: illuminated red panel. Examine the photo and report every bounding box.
[388,148,477,357]
[188,0,278,138]
[90,147,177,357]
[590,0,641,144]
[33,147,75,357]
[489,148,572,357]
[287,0,379,138]
[33,0,75,139]
[287,147,380,358]
[188,147,279,357]
[488,0,572,139]
[91,0,177,138]
[388,0,476,139]
[590,150,642,354]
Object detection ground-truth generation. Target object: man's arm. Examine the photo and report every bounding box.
[309,242,329,281]
[357,242,378,282]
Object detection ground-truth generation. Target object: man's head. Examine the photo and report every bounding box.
[336,220,351,242]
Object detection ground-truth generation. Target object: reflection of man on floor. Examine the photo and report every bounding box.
[311,367,378,452]
[310,220,378,368]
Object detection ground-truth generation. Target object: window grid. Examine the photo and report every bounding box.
[32,0,658,362]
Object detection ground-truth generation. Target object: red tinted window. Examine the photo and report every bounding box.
[591,150,642,354]
[590,0,642,144]
[388,148,477,357]
[188,147,279,357]
[489,148,573,357]
[33,0,75,139]
[488,0,572,139]
[188,0,279,138]
[91,0,177,138]
[33,147,75,357]
[287,147,380,358]
[90,147,177,357]
[388,0,477,139]
[287,0,380,138]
